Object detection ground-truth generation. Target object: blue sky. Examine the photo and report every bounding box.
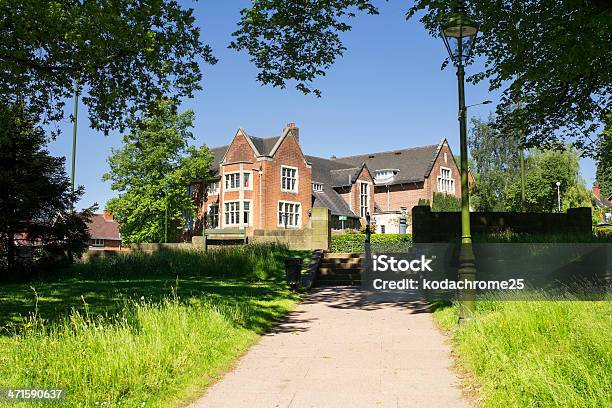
[48,0,596,210]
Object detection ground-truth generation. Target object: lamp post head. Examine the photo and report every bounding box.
[556,181,561,187]
[441,5,479,66]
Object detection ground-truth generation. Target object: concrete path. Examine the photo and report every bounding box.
[188,287,469,408]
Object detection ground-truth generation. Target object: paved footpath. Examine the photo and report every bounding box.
[188,287,470,408]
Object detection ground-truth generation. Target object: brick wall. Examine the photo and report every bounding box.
[374,182,425,215]
[197,130,312,234]
[261,133,312,230]
[225,131,257,163]
[426,141,461,201]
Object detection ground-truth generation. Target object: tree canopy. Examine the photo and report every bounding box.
[505,148,591,212]
[0,104,93,279]
[595,112,612,199]
[230,0,611,155]
[468,114,521,211]
[1,0,216,134]
[103,99,212,244]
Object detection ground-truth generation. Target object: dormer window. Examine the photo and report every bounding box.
[374,169,398,184]
[312,182,323,192]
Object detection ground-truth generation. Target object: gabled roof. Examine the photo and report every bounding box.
[312,190,357,218]
[593,195,608,209]
[88,214,121,240]
[330,168,362,187]
[333,142,442,185]
[208,135,283,177]
[306,155,354,185]
[249,136,281,156]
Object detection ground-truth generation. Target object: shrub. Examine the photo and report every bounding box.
[432,192,461,212]
[331,234,412,252]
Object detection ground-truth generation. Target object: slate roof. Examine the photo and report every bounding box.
[88,214,121,240]
[306,155,353,183]
[312,190,356,217]
[333,143,441,185]
[203,133,445,218]
[249,136,281,156]
[305,155,358,217]
[209,145,229,177]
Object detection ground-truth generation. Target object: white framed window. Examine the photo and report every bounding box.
[208,204,219,228]
[359,182,369,218]
[437,167,455,193]
[224,172,240,191]
[223,172,251,191]
[92,239,104,247]
[223,201,251,226]
[208,181,219,195]
[278,201,301,227]
[243,172,251,189]
[224,201,240,225]
[242,201,251,225]
[281,166,298,192]
[312,182,323,192]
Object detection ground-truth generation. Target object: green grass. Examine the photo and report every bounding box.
[0,244,306,407]
[433,298,612,407]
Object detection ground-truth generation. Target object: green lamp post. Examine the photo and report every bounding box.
[441,3,479,323]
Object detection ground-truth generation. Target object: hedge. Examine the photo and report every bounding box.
[331,234,412,253]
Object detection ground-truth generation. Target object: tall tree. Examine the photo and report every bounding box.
[230,0,611,155]
[595,112,612,199]
[468,114,521,211]
[505,148,591,212]
[0,104,93,279]
[0,0,216,134]
[103,100,212,244]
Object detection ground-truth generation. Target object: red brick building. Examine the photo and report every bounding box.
[191,124,461,235]
[87,210,122,250]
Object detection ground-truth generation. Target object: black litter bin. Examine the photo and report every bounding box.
[284,258,303,290]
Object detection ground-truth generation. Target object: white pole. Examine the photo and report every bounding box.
[556,182,561,212]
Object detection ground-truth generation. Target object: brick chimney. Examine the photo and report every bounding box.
[284,122,299,144]
[103,209,113,221]
[593,181,601,200]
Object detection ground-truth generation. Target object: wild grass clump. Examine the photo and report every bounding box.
[474,230,612,243]
[434,296,612,407]
[0,244,301,407]
[63,243,292,281]
[0,297,282,407]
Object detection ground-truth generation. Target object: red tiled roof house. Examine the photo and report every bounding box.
[87,210,122,250]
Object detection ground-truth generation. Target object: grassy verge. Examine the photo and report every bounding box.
[433,299,612,407]
[0,244,306,407]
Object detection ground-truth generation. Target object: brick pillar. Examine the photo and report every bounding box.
[310,207,331,250]
[412,205,432,243]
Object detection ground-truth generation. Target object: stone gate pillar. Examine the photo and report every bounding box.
[310,207,331,250]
